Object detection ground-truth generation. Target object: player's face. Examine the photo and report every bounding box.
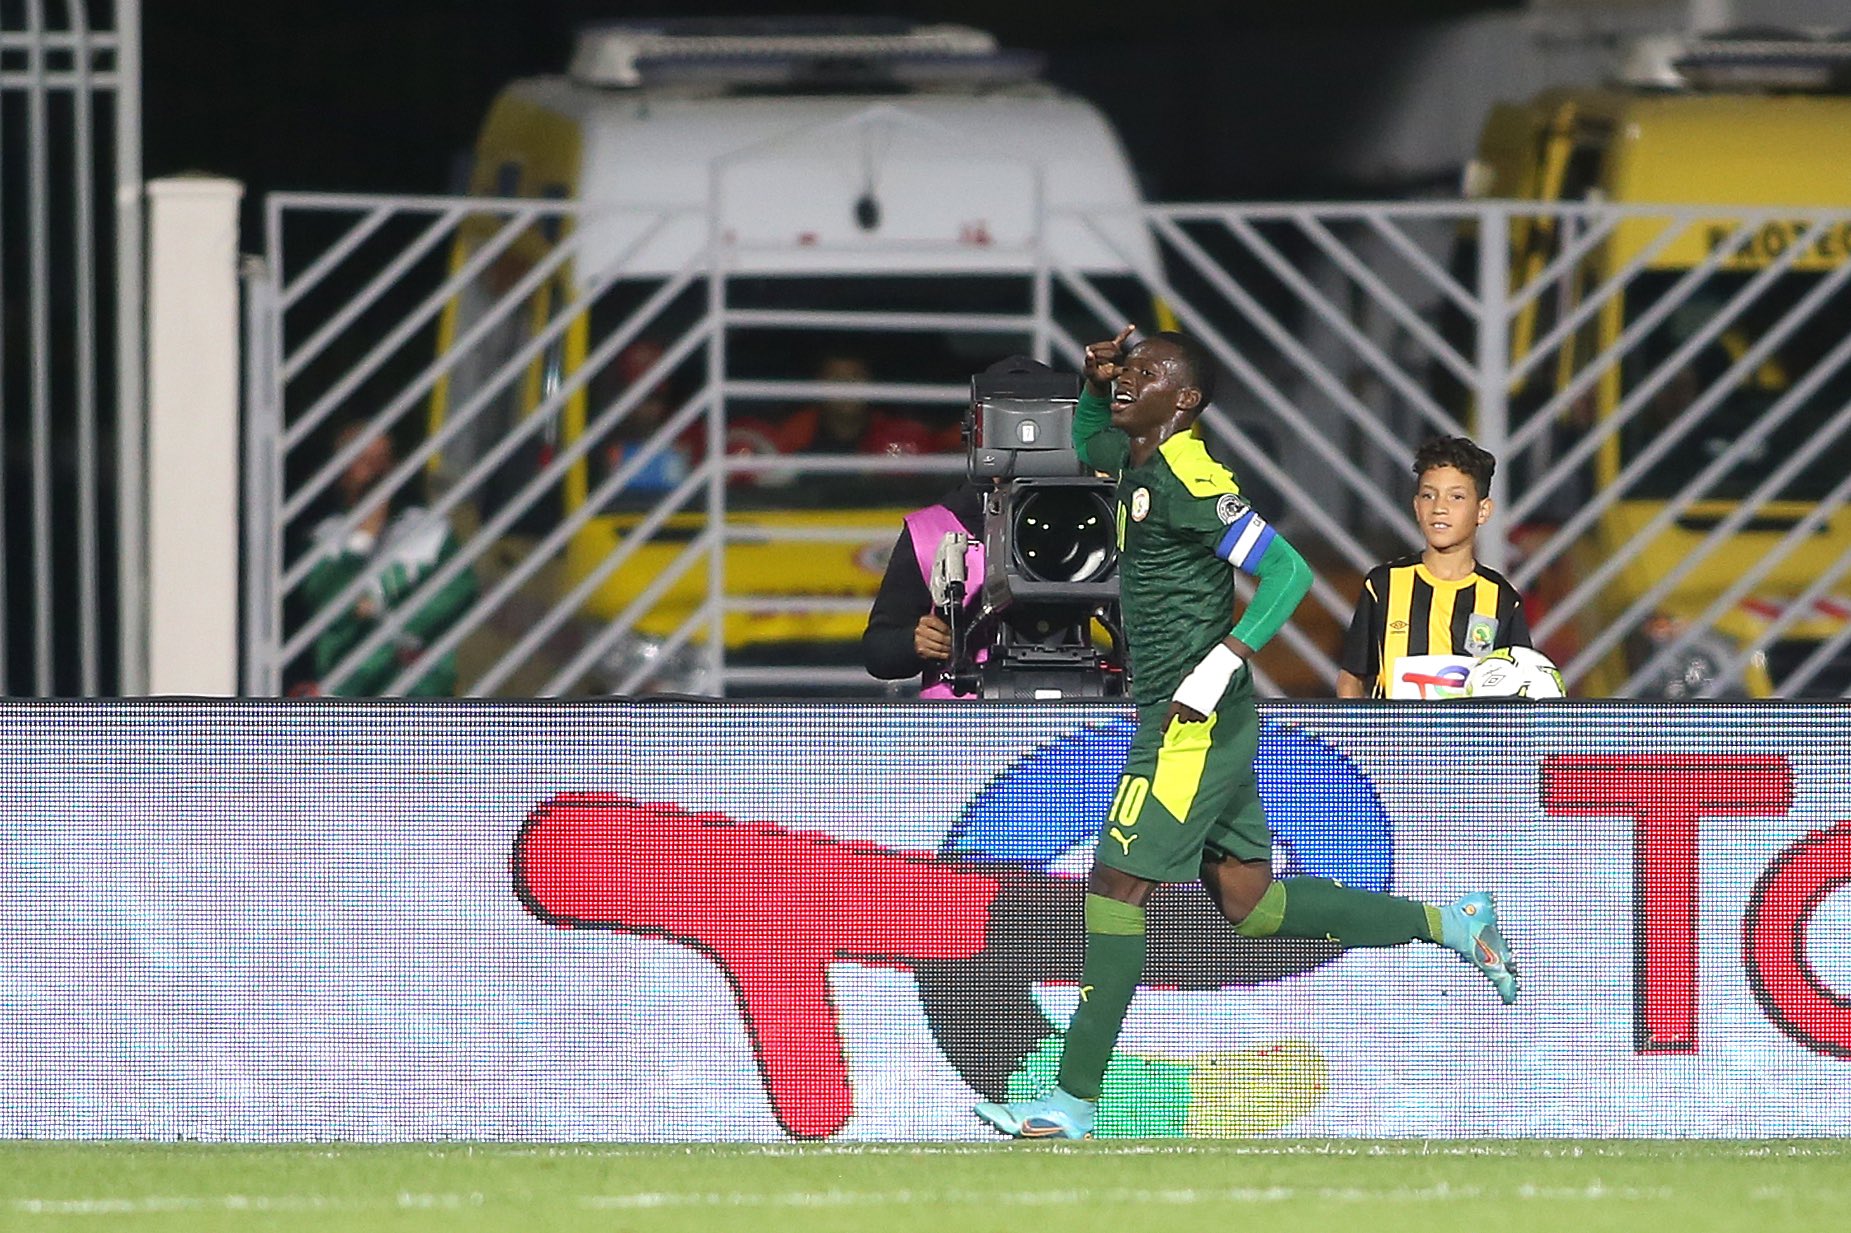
[1109,340,1196,435]
[1413,465,1490,553]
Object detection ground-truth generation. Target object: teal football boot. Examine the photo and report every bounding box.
[1440,891,1520,1005]
[974,1088,1096,1140]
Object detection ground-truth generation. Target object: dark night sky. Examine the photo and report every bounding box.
[143,0,1519,213]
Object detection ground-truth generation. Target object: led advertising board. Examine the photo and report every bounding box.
[1,701,1846,1140]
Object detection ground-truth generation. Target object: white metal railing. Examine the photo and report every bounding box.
[0,1,141,695]
[249,195,1851,700]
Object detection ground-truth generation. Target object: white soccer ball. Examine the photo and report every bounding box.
[1465,646,1567,699]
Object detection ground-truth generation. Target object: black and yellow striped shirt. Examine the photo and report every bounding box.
[1340,554,1531,698]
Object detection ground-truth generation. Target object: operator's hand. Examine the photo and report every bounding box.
[914,613,954,662]
[1083,324,1136,395]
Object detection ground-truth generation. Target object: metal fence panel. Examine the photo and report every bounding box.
[251,195,1851,700]
[0,0,139,696]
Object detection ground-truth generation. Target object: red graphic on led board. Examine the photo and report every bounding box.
[512,794,999,1138]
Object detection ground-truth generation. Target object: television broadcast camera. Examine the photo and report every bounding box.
[935,359,1125,700]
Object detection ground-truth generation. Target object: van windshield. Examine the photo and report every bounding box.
[1618,271,1851,502]
[581,272,1152,513]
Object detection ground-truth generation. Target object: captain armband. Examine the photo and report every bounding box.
[1213,505,1275,571]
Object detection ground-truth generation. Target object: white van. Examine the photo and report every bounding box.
[428,18,1169,694]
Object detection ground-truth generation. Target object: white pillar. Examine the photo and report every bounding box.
[144,175,244,696]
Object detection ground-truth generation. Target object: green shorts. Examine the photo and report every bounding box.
[1093,694,1271,883]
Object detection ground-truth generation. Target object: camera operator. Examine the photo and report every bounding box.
[862,354,1123,698]
[864,356,1058,696]
[860,475,989,697]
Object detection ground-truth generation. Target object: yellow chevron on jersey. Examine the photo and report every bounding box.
[1157,432,1241,498]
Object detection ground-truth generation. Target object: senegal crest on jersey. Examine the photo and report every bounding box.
[1130,487,1151,521]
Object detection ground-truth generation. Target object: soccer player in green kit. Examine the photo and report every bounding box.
[974,327,1520,1141]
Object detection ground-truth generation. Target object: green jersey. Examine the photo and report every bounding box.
[1074,388,1309,705]
[301,506,478,696]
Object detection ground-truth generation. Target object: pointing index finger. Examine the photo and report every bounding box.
[1115,324,1136,348]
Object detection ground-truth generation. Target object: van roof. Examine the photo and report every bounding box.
[489,75,1159,281]
[566,18,1040,92]
[1563,89,1851,206]
[1619,29,1851,93]
[1490,87,1851,268]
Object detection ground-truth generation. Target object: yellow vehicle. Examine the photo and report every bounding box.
[1463,32,1851,698]
[427,19,1165,695]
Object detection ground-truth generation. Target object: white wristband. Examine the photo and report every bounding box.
[1173,642,1244,714]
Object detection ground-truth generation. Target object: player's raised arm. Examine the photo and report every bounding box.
[1074,325,1135,469]
[1082,324,1135,395]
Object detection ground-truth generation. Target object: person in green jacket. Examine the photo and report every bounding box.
[299,423,478,696]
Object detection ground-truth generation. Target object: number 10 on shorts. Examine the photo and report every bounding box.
[1107,775,1149,826]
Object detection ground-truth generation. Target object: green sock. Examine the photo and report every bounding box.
[1055,893,1146,1101]
[1235,876,1439,947]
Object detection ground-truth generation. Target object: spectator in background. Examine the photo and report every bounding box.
[596,339,697,495]
[298,423,478,696]
[718,351,939,489]
[790,354,925,455]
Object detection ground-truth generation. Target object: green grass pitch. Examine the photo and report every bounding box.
[3,1140,1844,1232]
